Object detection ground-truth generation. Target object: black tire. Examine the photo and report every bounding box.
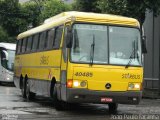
[53,88,71,110]
[21,77,26,98]
[108,103,118,113]
[26,79,35,101]
[53,87,64,110]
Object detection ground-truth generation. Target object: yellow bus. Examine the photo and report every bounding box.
[14,11,146,112]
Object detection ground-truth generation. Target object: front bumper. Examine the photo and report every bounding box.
[66,88,142,104]
[0,76,14,82]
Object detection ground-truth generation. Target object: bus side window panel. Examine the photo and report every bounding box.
[31,35,35,51]
[20,39,24,54]
[47,28,55,49]
[26,36,33,52]
[44,31,49,49]
[53,26,63,49]
[37,33,41,50]
[32,34,39,52]
[39,32,46,50]
[22,38,27,53]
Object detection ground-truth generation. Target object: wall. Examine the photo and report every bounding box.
[143,11,160,97]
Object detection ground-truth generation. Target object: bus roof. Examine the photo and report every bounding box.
[0,43,16,50]
[17,11,140,40]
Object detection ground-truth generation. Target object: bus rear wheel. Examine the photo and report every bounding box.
[26,80,35,101]
[21,78,26,98]
[108,103,118,113]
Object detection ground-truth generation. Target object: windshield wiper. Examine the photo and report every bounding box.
[90,35,95,66]
[125,40,137,68]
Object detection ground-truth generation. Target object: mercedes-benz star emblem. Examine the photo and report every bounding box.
[105,83,111,89]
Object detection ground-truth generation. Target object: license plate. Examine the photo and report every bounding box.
[101,97,113,102]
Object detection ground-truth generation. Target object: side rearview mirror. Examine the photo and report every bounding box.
[66,27,73,48]
[142,36,147,54]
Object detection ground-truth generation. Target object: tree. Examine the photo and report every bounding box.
[0,0,28,41]
[72,0,100,13]
[0,0,43,43]
[40,0,72,22]
[0,0,72,44]
[0,26,15,43]
[97,0,160,27]
[22,1,42,27]
[0,26,9,42]
[72,0,160,29]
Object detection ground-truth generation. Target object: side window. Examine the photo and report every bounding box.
[44,31,49,49]
[54,26,63,49]
[32,34,39,51]
[20,39,23,53]
[17,40,22,54]
[47,29,55,49]
[31,35,34,51]
[22,38,27,53]
[26,36,33,52]
[39,32,46,50]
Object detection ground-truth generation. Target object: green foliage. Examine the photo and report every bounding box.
[0,0,72,43]
[97,0,145,24]
[40,0,72,21]
[21,1,41,27]
[143,0,160,16]
[0,26,15,43]
[0,0,23,36]
[0,0,27,42]
[97,0,160,25]
[73,0,160,26]
[0,26,8,42]
[72,0,100,13]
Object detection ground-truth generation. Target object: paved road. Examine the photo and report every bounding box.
[0,83,160,120]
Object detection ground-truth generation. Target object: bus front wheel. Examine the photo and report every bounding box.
[53,88,63,110]
[52,86,71,110]
[108,103,118,113]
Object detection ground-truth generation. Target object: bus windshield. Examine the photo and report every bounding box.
[70,24,142,66]
[1,49,15,71]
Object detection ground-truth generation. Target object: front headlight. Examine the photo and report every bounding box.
[73,80,87,88]
[73,81,79,87]
[128,83,141,90]
[134,84,140,89]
